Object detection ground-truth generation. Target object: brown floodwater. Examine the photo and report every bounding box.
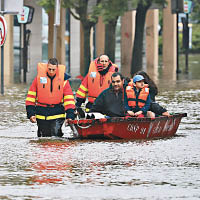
[0,57,200,199]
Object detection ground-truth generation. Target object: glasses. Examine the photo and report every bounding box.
[100,60,108,63]
[48,68,56,72]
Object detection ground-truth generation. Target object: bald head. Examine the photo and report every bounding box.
[99,55,109,69]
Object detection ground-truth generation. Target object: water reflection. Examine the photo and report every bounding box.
[158,53,200,82]
[29,139,75,185]
[161,63,177,81]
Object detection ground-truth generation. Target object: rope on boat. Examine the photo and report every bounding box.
[76,118,92,129]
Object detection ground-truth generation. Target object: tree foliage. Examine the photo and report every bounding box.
[62,0,103,75]
[190,0,200,23]
[96,0,131,61]
[38,0,102,75]
[37,0,54,13]
[99,0,130,23]
[37,0,170,76]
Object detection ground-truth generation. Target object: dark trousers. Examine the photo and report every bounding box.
[37,118,65,137]
[150,102,167,116]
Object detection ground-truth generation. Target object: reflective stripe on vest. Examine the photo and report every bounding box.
[36,113,66,120]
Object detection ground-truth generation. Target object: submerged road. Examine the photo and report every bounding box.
[0,76,199,199]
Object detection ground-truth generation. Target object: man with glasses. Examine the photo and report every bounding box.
[25,58,76,137]
[89,72,127,117]
[76,54,118,113]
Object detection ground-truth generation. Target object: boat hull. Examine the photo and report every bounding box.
[68,113,187,140]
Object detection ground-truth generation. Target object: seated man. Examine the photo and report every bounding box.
[89,72,127,117]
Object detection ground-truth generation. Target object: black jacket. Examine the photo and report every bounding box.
[90,86,127,117]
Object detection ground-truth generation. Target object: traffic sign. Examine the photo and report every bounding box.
[0,15,7,46]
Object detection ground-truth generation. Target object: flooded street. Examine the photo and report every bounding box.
[0,62,200,199]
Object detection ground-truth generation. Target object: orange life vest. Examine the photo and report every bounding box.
[37,63,66,105]
[126,83,149,108]
[87,60,117,103]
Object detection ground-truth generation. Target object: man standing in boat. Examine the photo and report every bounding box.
[89,72,127,117]
[76,54,118,112]
[25,58,76,137]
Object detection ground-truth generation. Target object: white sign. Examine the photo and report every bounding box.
[184,0,193,14]
[0,15,7,46]
[0,0,23,14]
[17,6,30,24]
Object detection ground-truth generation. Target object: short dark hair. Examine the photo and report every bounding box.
[48,58,58,66]
[111,72,124,80]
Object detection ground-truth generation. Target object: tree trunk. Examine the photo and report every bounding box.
[104,18,118,62]
[131,3,150,76]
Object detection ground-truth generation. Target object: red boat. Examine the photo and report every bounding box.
[68,113,187,140]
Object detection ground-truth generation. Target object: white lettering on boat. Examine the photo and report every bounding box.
[126,117,180,138]
[127,124,146,135]
[127,124,139,133]
[152,121,162,135]
[163,118,175,133]
[140,127,146,135]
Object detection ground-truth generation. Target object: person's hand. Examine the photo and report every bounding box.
[30,116,36,123]
[65,118,73,126]
[135,111,143,116]
[127,111,135,116]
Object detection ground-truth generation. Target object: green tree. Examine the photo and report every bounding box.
[37,0,54,12]
[130,0,166,76]
[191,0,200,23]
[38,0,102,75]
[187,0,200,53]
[98,0,130,62]
[63,0,102,75]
